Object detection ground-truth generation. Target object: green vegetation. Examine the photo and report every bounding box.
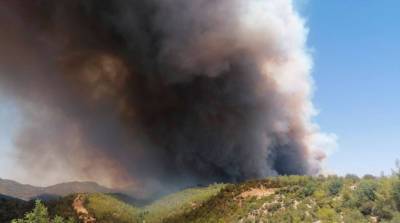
[166,175,400,223]
[85,193,140,223]
[11,200,75,223]
[84,183,225,223]
[46,195,79,222]
[11,166,400,223]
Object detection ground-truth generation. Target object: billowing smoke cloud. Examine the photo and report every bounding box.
[0,0,333,193]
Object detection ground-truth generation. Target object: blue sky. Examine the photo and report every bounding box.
[1,1,400,182]
[305,0,400,175]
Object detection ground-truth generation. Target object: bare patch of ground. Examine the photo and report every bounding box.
[73,194,96,223]
[239,187,276,199]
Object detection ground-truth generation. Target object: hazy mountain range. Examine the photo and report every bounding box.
[0,178,113,201]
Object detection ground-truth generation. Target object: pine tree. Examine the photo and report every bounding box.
[11,200,74,223]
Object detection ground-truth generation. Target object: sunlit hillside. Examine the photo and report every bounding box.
[7,173,400,223]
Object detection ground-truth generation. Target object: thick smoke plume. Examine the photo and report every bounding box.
[0,0,331,193]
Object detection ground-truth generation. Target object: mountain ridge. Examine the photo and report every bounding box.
[0,178,113,201]
[5,176,400,222]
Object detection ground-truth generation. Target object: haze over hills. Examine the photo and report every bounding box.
[0,178,113,201]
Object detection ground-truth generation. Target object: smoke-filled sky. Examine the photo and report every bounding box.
[0,0,399,190]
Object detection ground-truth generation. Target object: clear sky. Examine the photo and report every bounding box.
[305,0,400,176]
[1,1,400,182]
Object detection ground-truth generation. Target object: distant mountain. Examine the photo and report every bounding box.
[0,178,113,201]
[44,181,113,197]
[0,179,43,201]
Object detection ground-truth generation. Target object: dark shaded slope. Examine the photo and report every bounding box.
[0,194,34,223]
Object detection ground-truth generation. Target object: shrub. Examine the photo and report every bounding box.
[345,174,360,181]
[327,179,343,196]
[342,209,367,223]
[373,200,393,221]
[392,180,400,210]
[355,181,378,204]
[301,181,317,197]
[359,201,374,216]
[317,207,339,223]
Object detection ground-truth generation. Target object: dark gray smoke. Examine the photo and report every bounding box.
[0,0,332,193]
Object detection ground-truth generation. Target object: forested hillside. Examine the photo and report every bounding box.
[7,174,400,223]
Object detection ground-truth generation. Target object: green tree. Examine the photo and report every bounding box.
[53,216,65,223]
[356,181,378,203]
[392,180,400,211]
[12,200,74,223]
[327,179,343,196]
[391,160,400,211]
[373,199,393,221]
[345,174,360,182]
[301,181,317,197]
[363,174,376,180]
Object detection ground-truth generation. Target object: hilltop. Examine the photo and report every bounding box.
[7,175,400,223]
[0,179,113,201]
